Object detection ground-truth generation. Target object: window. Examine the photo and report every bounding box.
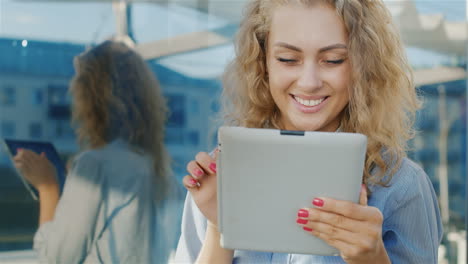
[1,121,15,138]
[29,123,42,139]
[33,89,43,105]
[210,100,219,112]
[165,94,186,128]
[47,85,71,120]
[47,84,69,105]
[165,127,184,145]
[187,130,199,146]
[54,120,74,138]
[189,99,199,114]
[0,86,16,106]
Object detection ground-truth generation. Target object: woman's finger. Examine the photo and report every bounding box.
[19,150,35,166]
[13,148,25,161]
[306,229,362,260]
[29,151,43,163]
[187,160,205,180]
[302,220,381,259]
[182,175,199,189]
[195,152,216,174]
[13,154,22,163]
[13,160,25,170]
[303,221,357,245]
[298,215,361,245]
[14,160,32,177]
[359,184,368,206]
[311,197,375,221]
[212,147,219,160]
[298,208,365,233]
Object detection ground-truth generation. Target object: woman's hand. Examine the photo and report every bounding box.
[182,149,233,264]
[296,185,390,264]
[13,149,58,192]
[14,149,60,224]
[182,150,219,225]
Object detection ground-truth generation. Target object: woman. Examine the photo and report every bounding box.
[175,0,443,263]
[14,40,175,263]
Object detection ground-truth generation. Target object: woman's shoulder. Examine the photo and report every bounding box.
[76,140,149,164]
[373,157,429,189]
[72,149,103,168]
[70,142,153,193]
[369,157,436,214]
[71,141,151,178]
[389,157,428,186]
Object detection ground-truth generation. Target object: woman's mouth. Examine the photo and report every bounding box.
[293,96,326,107]
[291,95,329,113]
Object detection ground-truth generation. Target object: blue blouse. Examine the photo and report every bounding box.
[175,157,443,263]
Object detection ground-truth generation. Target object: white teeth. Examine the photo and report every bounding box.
[294,96,325,107]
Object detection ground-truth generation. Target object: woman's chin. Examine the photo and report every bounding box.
[288,122,323,132]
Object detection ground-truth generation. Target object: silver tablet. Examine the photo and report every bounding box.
[217,126,367,256]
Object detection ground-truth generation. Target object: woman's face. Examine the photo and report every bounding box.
[266,3,351,132]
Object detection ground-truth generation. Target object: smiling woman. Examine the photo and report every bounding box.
[175,0,443,263]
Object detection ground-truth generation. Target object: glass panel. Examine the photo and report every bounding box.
[389,1,467,263]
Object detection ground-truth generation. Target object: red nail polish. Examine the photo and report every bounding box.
[312,198,324,207]
[303,227,313,232]
[194,169,203,177]
[189,178,198,186]
[296,218,308,225]
[209,162,217,173]
[298,209,309,218]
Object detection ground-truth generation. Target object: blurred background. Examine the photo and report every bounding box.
[0,0,466,263]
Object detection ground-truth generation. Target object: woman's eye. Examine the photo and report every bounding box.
[277,58,297,64]
[326,59,345,65]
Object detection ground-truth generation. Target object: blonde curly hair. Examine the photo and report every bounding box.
[222,0,421,186]
[70,40,172,199]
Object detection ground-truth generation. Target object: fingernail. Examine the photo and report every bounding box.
[297,209,309,218]
[194,168,204,178]
[312,198,324,207]
[189,178,198,186]
[296,218,308,225]
[303,227,313,232]
[209,162,217,173]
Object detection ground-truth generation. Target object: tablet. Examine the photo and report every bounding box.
[217,127,367,256]
[2,139,67,200]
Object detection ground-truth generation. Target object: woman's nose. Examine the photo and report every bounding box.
[297,62,323,91]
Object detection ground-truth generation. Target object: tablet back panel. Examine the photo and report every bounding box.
[217,127,367,255]
[3,139,67,200]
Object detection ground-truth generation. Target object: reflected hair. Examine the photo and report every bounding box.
[221,0,421,186]
[70,40,172,199]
